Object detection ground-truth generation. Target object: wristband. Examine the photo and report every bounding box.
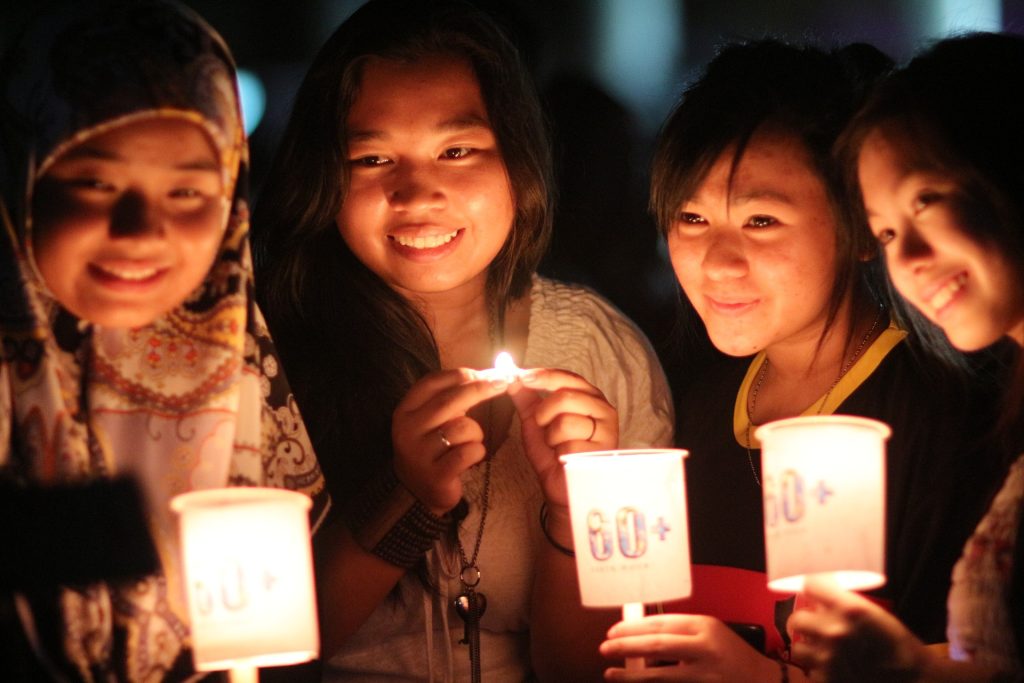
[346,465,449,568]
[539,502,575,557]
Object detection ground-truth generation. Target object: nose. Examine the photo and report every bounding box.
[702,230,748,281]
[109,191,164,238]
[386,163,446,212]
[891,222,933,274]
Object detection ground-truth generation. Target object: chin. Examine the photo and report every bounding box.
[76,305,164,329]
[707,334,762,357]
[944,326,1003,353]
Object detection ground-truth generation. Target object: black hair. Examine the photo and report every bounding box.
[650,40,893,353]
[838,32,1024,431]
[251,0,551,508]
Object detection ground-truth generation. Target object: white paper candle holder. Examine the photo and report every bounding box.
[756,415,890,592]
[171,487,318,679]
[559,449,692,607]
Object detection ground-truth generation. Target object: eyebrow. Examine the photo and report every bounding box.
[729,188,797,206]
[347,114,492,143]
[59,145,220,172]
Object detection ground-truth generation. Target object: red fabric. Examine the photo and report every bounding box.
[661,565,793,656]
[661,565,895,657]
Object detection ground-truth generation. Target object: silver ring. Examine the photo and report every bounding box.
[585,415,597,441]
[438,429,452,449]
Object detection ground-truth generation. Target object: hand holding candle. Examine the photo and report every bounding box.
[788,576,928,680]
[560,449,692,672]
[390,367,510,515]
[505,361,619,506]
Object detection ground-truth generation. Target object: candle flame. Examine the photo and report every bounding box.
[476,351,521,383]
[494,351,517,374]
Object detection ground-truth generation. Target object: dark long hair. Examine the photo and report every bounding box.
[649,40,893,354]
[840,31,1024,662]
[251,0,552,504]
[837,32,1024,428]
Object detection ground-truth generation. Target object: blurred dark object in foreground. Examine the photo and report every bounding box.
[0,476,158,590]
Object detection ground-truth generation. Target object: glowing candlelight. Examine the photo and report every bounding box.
[560,449,692,672]
[757,415,890,592]
[171,488,319,682]
[476,351,524,383]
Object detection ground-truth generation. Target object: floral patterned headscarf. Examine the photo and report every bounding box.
[0,1,327,679]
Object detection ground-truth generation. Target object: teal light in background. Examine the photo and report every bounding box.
[237,68,266,135]
[593,0,683,133]
[928,0,1001,36]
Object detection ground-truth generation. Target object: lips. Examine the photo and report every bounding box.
[705,295,759,314]
[386,227,464,259]
[390,229,459,250]
[88,261,167,288]
[924,272,967,315]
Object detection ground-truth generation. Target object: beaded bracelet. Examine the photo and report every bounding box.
[539,502,575,557]
[346,465,449,568]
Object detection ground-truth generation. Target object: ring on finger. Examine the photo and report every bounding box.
[585,415,597,441]
[438,428,452,449]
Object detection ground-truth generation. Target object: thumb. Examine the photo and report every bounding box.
[508,383,542,418]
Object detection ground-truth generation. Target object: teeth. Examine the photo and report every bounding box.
[393,230,458,249]
[929,273,967,312]
[97,265,159,281]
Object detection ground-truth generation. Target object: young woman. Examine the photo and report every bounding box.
[790,32,1024,682]
[598,40,1005,682]
[251,0,673,680]
[0,0,326,679]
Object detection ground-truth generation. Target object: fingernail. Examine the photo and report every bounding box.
[489,378,508,389]
[520,370,539,383]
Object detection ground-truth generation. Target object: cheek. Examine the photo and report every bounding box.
[667,234,702,285]
[31,214,92,288]
[881,252,915,302]
[336,186,382,237]
[176,216,226,286]
[465,174,515,227]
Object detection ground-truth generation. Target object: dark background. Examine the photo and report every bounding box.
[4,0,1023,373]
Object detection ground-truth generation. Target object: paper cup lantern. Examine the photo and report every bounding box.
[171,488,319,672]
[757,415,890,592]
[559,449,691,606]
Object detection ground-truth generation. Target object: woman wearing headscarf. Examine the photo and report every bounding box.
[0,1,327,679]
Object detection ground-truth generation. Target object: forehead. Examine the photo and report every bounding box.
[733,131,817,179]
[347,55,490,131]
[39,112,226,179]
[858,130,914,178]
[696,130,824,200]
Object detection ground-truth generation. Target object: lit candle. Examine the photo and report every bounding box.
[475,351,525,383]
[757,415,890,592]
[171,488,319,682]
[560,449,692,671]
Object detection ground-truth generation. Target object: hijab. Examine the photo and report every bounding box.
[0,1,326,679]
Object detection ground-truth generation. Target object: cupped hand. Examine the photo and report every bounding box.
[598,614,781,682]
[788,578,926,683]
[506,367,618,506]
[391,368,509,515]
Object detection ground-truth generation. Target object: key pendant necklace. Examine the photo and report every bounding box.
[454,458,491,683]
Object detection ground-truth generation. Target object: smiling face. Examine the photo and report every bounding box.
[858,130,1024,350]
[336,55,515,304]
[31,117,227,328]
[667,130,839,357]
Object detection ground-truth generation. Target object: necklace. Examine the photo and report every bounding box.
[453,459,490,683]
[452,301,501,683]
[743,307,883,486]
